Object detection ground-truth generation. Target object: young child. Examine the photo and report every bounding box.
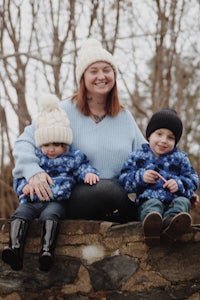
[119,109,199,246]
[2,94,99,271]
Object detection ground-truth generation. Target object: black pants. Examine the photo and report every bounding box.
[65,179,138,223]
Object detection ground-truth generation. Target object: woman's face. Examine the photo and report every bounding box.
[84,61,115,97]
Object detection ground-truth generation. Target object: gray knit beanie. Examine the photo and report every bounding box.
[76,38,118,84]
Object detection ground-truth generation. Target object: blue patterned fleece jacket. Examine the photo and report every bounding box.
[118,143,199,205]
[14,146,99,204]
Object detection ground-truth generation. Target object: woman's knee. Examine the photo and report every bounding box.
[66,180,132,221]
[70,179,127,203]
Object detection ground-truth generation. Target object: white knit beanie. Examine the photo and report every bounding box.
[76,38,118,84]
[35,94,73,147]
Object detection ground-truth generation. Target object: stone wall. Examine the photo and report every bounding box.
[0,218,200,300]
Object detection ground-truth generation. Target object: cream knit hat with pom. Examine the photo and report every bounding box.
[35,94,73,147]
[76,38,118,84]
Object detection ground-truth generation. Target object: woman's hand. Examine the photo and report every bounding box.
[28,172,54,201]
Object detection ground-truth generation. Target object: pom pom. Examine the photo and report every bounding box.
[80,39,102,52]
[39,94,60,112]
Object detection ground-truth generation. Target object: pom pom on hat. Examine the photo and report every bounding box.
[39,94,60,111]
[76,38,118,84]
[35,94,73,147]
[146,109,183,145]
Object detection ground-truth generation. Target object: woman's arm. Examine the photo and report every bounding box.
[13,123,53,200]
[12,123,42,180]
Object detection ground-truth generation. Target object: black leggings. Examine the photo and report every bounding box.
[65,179,138,223]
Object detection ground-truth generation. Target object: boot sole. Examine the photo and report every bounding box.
[2,248,23,270]
[39,254,53,272]
[143,212,163,246]
[2,248,18,265]
[161,213,191,243]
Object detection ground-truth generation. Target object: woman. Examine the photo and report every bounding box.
[12,39,146,223]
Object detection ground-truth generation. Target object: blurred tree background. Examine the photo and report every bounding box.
[0,0,200,220]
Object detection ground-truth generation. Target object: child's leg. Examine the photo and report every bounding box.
[2,202,43,270]
[38,202,65,272]
[139,199,164,246]
[162,197,191,243]
[138,199,164,222]
[163,196,191,219]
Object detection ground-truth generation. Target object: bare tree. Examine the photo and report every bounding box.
[0,0,32,133]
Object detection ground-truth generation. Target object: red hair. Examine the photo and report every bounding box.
[71,78,124,117]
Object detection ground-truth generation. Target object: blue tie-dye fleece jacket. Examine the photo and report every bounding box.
[14,146,99,204]
[118,143,199,205]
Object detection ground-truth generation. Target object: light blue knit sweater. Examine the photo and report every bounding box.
[13,100,146,180]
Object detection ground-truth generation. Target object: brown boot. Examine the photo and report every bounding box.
[161,212,191,244]
[143,212,163,247]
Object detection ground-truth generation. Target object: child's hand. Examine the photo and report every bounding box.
[163,179,178,193]
[143,170,160,184]
[84,173,100,185]
[22,184,31,195]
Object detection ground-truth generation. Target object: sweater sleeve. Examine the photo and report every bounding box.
[12,123,45,181]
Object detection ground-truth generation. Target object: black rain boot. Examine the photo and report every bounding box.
[39,220,59,272]
[2,218,29,271]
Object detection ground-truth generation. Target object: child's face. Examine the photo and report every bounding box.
[41,143,66,159]
[148,128,176,157]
